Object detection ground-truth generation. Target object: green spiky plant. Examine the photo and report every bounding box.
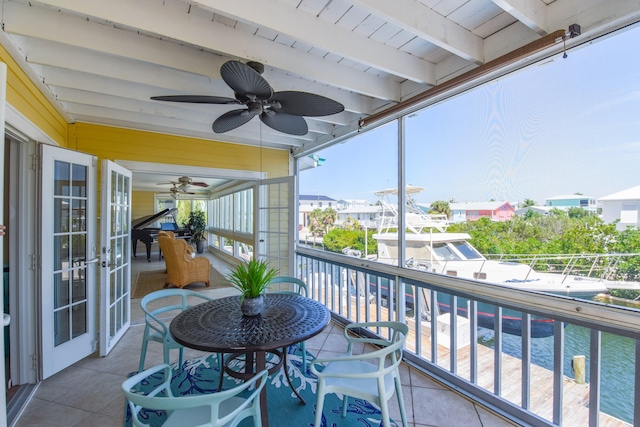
[227,259,279,301]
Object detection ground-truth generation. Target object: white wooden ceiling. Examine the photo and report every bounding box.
[0,0,638,152]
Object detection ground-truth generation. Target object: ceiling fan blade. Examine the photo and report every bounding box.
[151,95,241,104]
[212,109,258,133]
[260,112,308,135]
[221,61,273,101]
[191,182,209,187]
[269,91,345,116]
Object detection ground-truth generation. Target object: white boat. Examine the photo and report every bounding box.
[353,187,640,338]
[370,187,640,297]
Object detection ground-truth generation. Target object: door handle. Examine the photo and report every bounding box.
[85,258,99,264]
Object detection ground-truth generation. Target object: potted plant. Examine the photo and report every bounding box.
[227,259,279,316]
[185,210,207,253]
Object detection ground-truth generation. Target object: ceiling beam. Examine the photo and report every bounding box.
[25,0,402,100]
[16,39,228,95]
[194,0,436,83]
[351,0,484,63]
[492,0,549,35]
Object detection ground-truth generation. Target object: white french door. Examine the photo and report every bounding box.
[254,176,295,276]
[99,160,132,356]
[40,145,98,379]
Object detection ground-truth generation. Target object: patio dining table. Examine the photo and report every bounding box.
[169,293,331,427]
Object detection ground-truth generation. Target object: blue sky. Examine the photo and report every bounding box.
[300,24,640,206]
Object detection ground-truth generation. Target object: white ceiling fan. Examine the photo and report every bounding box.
[157,183,196,199]
[157,176,209,193]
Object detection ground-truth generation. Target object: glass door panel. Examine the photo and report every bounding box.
[100,161,132,356]
[40,145,97,379]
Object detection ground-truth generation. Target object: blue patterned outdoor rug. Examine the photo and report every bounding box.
[124,343,398,427]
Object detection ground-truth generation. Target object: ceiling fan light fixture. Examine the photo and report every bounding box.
[248,102,263,114]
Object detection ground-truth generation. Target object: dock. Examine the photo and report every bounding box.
[310,286,631,427]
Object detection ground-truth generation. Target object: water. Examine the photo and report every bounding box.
[480,322,635,423]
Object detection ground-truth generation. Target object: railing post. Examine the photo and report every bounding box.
[450,296,457,375]
[431,289,438,365]
[589,330,601,427]
[414,283,422,358]
[521,313,531,410]
[397,276,405,324]
[635,340,640,426]
[553,321,565,425]
[364,272,371,322]
[494,306,502,396]
[375,276,382,323]
[469,300,478,384]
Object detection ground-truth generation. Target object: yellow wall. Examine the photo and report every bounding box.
[0,46,67,146]
[67,122,288,177]
[68,123,289,217]
[132,191,156,220]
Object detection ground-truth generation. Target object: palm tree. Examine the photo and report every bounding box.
[309,208,323,236]
[429,200,451,218]
[321,208,337,235]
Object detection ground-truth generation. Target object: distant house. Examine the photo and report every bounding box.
[545,194,598,213]
[450,201,515,223]
[599,185,640,230]
[298,195,337,228]
[335,205,381,228]
[337,199,370,210]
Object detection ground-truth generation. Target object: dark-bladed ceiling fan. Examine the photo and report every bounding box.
[151,60,345,135]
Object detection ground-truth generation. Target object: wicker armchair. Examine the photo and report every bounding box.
[158,230,195,257]
[158,235,210,288]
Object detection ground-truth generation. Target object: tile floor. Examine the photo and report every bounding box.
[11,250,519,427]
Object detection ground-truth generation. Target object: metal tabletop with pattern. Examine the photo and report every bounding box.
[169,294,331,427]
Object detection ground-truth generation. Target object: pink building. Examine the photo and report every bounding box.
[450,201,515,222]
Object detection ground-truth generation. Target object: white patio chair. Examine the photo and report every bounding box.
[122,363,268,427]
[269,276,309,372]
[138,289,221,373]
[310,321,409,427]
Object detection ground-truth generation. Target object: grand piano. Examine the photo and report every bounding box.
[131,208,192,262]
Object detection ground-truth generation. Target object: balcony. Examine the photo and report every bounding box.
[11,248,638,426]
[12,253,516,427]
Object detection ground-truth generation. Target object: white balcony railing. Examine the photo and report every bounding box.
[295,247,640,427]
